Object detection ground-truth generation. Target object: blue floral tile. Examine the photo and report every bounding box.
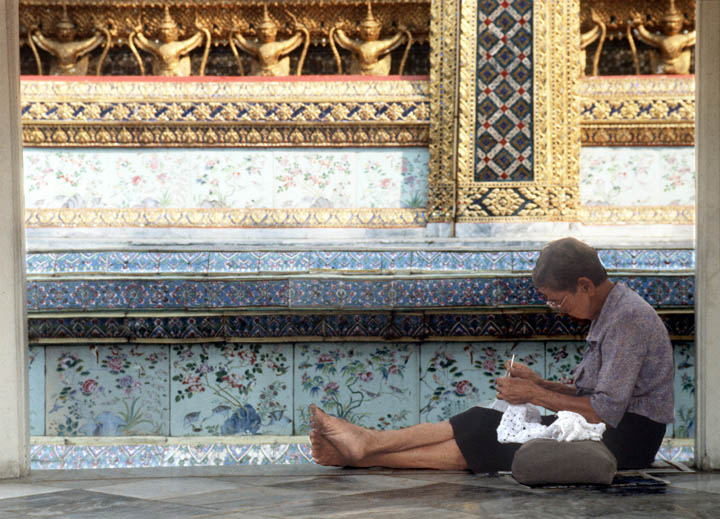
[545,341,585,385]
[412,252,512,271]
[106,252,160,273]
[55,253,107,273]
[621,276,694,307]
[34,281,85,310]
[26,253,56,275]
[599,249,695,271]
[380,252,413,270]
[512,251,538,272]
[170,343,292,436]
[674,341,695,438]
[309,252,382,271]
[29,346,45,435]
[294,343,419,433]
[322,313,392,337]
[157,252,210,273]
[257,252,311,272]
[290,279,392,308]
[45,345,170,436]
[393,279,494,307]
[208,252,260,273]
[492,277,539,305]
[420,342,542,423]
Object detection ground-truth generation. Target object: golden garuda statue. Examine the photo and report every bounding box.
[329,2,412,76]
[229,5,309,76]
[129,6,211,76]
[631,0,696,74]
[27,5,108,75]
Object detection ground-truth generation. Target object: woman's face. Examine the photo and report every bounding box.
[539,281,596,321]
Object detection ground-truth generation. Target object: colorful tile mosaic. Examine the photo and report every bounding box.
[419,342,542,423]
[27,441,690,470]
[45,345,170,436]
[29,442,314,470]
[24,276,695,312]
[26,312,695,342]
[29,346,45,436]
[474,0,533,181]
[24,249,696,275]
[294,343,419,434]
[580,147,695,207]
[22,148,429,211]
[170,344,293,436]
[674,342,695,439]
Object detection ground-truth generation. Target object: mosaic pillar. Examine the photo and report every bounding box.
[695,0,720,470]
[0,0,30,478]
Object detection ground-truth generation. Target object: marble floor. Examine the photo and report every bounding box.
[0,465,719,519]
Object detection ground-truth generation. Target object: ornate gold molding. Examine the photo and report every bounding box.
[578,76,695,146]
[21,77,430,147]
[428,0,581,222]
[578,205,695,225]
[25,208,427,228]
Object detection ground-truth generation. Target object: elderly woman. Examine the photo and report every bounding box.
[310,237,674,472]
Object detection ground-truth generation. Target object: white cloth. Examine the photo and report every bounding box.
[496,404,606,444]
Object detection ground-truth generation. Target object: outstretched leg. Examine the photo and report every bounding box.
[309,404,466,470]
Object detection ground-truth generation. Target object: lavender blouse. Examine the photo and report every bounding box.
[574,283,675,428]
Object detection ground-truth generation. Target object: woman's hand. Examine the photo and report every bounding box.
[496,376,539,405]
[504,361,543,384]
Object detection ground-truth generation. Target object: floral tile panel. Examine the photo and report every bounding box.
[23,148,429,210]
[170,343,292,436]
[45,345,169,436]
[419,342,542,423]
[294,343,419,434]
[29,346,45,436]
[580,147,695,206]
[674,341,695,439]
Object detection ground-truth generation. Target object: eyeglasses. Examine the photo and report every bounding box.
[545,295,567,311]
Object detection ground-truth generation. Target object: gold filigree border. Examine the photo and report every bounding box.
[578,76,695,146]
[429,0,581,223]
[25,208,427,228]
[578,205,695,225]
[21,78,431,148]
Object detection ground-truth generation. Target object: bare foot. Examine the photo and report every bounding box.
[309,427,346,466]
[309,404,375,465]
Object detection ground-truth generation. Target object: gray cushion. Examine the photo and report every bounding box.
[511,439,617,486]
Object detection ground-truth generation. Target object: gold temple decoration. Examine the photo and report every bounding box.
[21,77,430,148]
[630,0,695,75]
[578,75,694,146]
[27,4,107,75]
[229,5,309,76]
[428,0,582,223]
[25,207,427,228]
[580,8,605,76]
[329,2,411,76]
[129,6,210,76]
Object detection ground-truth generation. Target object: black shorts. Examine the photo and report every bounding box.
[449,406,668,473]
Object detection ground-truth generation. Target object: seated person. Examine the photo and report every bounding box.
[310,237,674,472]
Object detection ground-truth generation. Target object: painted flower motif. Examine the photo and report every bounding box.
[454,380,473,396]
[324,381,340,395]
[482,359,497,372]
[106,357,124,372]
[358,371,374,382]
[80,379,98,396]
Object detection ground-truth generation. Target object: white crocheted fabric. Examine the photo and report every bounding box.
[496,404,606,444]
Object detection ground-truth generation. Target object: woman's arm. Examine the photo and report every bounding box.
[496,376,604,424]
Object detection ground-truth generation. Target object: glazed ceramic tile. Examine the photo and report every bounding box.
[544,341,585,385]
[26,253,56,275]
[580,147,695,206]
[356,149,428,208]
[45,345,170,436]
[419,342,542,423]
[674,341,695,438]
[29,346,45,436]
[273,151,356,208]
[170,343,292,436]
[294,343,419,433]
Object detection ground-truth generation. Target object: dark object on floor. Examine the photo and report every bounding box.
[511,439,617,486]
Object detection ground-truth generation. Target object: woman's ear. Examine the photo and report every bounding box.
[577,277,594,293]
